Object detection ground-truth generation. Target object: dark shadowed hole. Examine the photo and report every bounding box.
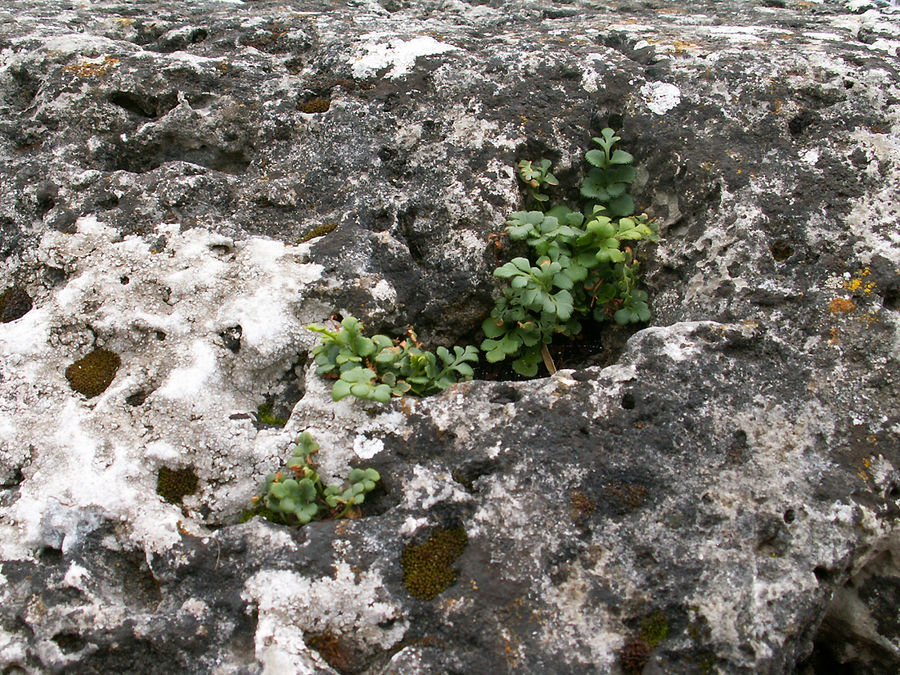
[884,288,899,311]
[38,546,63,564]
[52,632,85,654]
[771,240,794,262]
[814,566,833,583]
[621,392,636,410]
[126,391,148,407]
[107,91,177,119]
[489,385,520,404]
[783,508,796,524]
[220,325,242,353]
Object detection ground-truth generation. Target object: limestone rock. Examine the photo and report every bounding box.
[1,0,899,673]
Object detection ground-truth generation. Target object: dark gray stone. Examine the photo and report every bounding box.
[1,0,899,673]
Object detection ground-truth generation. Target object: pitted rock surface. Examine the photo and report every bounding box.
[1,0,900,673]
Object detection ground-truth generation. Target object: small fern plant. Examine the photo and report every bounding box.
[481,128,659,376]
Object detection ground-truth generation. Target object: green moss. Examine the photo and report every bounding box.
[640,609,669,648]
[0,286,33,323]
[257,402,288,427]
[298,97,331,114]
[157,466,199,504]
[401,528,468,600]
[65,348,121,398]
[296,221,338,244]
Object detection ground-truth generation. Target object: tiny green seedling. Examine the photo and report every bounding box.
[309,317,478,403]
[254,431,381,525]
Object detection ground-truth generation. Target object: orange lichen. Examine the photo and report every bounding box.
[829,298,856,314]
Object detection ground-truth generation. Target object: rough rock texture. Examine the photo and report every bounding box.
[1,0,900,672]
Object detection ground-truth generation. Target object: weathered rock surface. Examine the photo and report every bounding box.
[1,0,900,672]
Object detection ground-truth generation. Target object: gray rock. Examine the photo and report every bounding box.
[1,0,899,673]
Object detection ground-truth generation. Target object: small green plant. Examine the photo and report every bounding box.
[517,158,558,205]
[252,431,380,525]
[308,316,478,403]
[482,128,659,376]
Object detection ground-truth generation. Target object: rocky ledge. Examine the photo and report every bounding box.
[1,0,900,672]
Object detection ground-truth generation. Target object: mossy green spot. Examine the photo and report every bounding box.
[640,609,669,648]
[401,528,468,600]
[65,348,121,398]
[297,221,338,244]
[157,466,199,504]
[257,402,288,427]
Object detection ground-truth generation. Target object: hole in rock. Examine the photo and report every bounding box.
[1,469,24,490]
[126,391,148,407]
[771,240,794,262]
[788,110,819,136]
[107,90,177,119]
[452,458,498,493]
[621,392,636,410]
[38,546,63,564]
[783,508,796,523]
[489,385,520,405]
[256,399,288,428]
[220,325,242,353]
[111,136,251,175]
[52,632,85,654]
[884,288,900,311]
[253,354,307,429]
[35,181,57,213]
[813,566,833,583]
[472,319,638,383]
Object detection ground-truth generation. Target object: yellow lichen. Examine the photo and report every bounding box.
[842,268,876,295]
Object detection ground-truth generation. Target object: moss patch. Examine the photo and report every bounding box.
[401,528,468,600]
[65,348,121,398]
[297,221,338,244]
[298,97,330,114]
[256,401,288,428]
[157,466,199,504]
[640,609,669,648]
[0,286,33,323]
